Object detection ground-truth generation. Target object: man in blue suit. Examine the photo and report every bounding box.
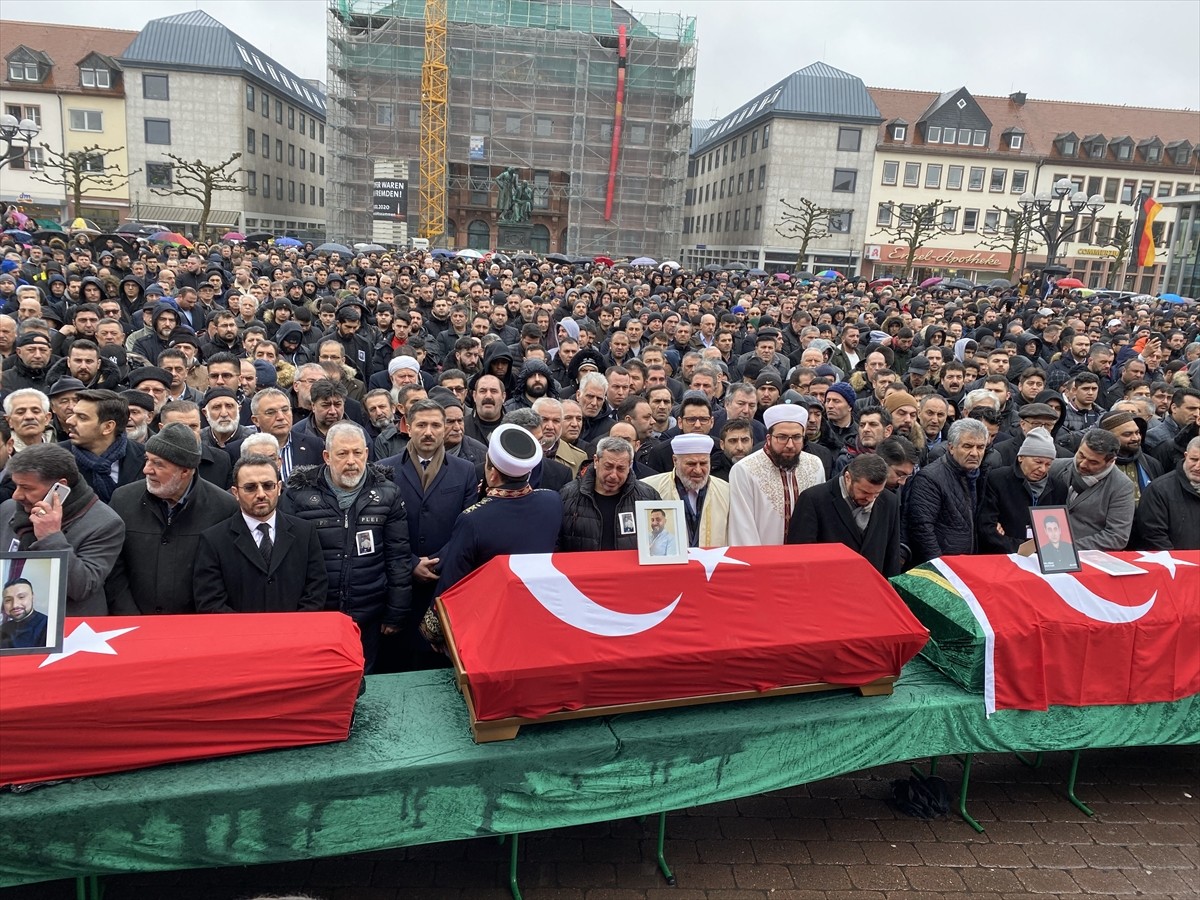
[378,399,477,671]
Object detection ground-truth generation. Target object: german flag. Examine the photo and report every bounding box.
[1132,192,1163,267]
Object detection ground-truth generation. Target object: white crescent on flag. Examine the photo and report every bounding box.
[509,554,680,637]
[1007,553,1156,624]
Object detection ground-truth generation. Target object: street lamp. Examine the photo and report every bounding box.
[0,114,42,170]
[1018,177,1105,289]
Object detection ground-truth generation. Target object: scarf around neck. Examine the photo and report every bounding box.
[68,433,129,503]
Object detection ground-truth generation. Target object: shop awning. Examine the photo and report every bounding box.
[136,205,242,228]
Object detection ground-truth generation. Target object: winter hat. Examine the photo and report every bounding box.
[1017,427,1056,459]
[253,359,278,389]
[145,422,202,469]
[825,382,857,407]
[120,389,155,413]
[907,356,931,373]
[883,391,918,414]
[128,367,172,389]
[1099,410,1137,432]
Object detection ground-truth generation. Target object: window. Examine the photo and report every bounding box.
[732,209,740,231]
[69,109,103,131]
[947,165,964,190]
[746,167,754,192]
[730,139,738,161]
[599,122,613,142]
[722,145,728,165]
[828,210,852,233]
[467,220,490,250]
[310,119,315,139]
[740,135,748,156]
[469,164,490,205]
[1086,176,1102,197]
[837,127,861,152]
[289,181,295,202]
[299,182,305,204]
[903,162,920,187]
[472,111,490,132]
[880,160,899,186]
[262,172,270,198]
[536,117,552,137]
[319,123,324,143]
[300,113,305,134]
[927,125,941,143]
[246,84,255,110]
[530,170,550,208]
[1120,180,1135,204]
[262,133,269,157]
[81,153,104,173]
[247,128,256,153]
[319,188,324,207]
[1011,170,1028,194]
[925,164,942,189]
[630,124,647,145]
[375,104,393,126]
[261,92,269,117]
[893,125,907,141]
[288,144,295,165]
[80,67,111,88]
[959,129,972,146]
[943,127,956,145]
[737,173,743,194]
[300,150,306,170]
[716,212,722,232]
[275,99,282,123]
[967,167,985,190]
[719,179,724,199]
[941,207,958,230]
[144,118,171,144]
[751,130,758,153]
[973,130,987,146]
[1116,143,1131,160]
[4,104,40,126]
[247,171,257,196]
[1101,178,1118,203]
[962,209,979,232]
[288,106,295,129]
[832,168,857,192]
[762,124,770,148]
[1089,141,1104,158]
[989,168,1006,192]
[758,165,766,189]
[146,163,173,187]
[1009,133,1023,150]
[1061,138,1076,156]
[276,139,283,162]
[7,145,43,170]
[877,202,894,227]
[408,108,420,129]
[983,210,1000,233]
[899,205,914,226]
[1177,182,1191,195]
[310,151,315,171]
[1145,145,1161,163]
[1174,146,1191,165]
[754,206,762,229]
[277,178,283,200]
[505,115,521,135]
[1157,181,1172,198]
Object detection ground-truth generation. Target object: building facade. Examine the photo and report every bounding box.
[680,63,882,273]
[863,87,1200,289]
[119,11,327,241]
[1160,194,1200,299]
[1,23,138,229]
[327,0,696,257]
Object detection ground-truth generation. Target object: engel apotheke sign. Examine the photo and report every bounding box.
[868,244,1011,270]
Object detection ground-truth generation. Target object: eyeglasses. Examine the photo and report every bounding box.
[237,481,279,493]
[681,416,712,425]
[770,433,804,445]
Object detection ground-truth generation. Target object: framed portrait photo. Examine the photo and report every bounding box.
[1030,506,1081,575]
[0,550,69,656]
[634,500,688,566]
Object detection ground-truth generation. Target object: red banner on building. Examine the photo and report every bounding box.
[0,613,364,787]
[932,552,1200,714]
[441,545,929,721]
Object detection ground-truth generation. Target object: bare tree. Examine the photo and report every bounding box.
[150,152,246,238]
[1098,214,1133,290]
[975,207,1043,280]
[31,144,140,220]
[776,197,832,268]
[872,199,950,277]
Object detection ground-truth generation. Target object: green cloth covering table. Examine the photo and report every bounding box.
[2,659,1197,888]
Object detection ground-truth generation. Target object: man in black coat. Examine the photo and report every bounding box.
[1132,436,1200,550]
[194,455,327,613]
[977,427,1068,554]
[786,454,902,577]
[906,418,990,565]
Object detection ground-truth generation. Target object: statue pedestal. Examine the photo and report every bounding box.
[497,224,532,252]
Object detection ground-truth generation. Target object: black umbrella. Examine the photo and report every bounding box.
[1042,264,1070,276]
[701,264,724,273]
[986,278,1012,289]
[115,222,147,234]
[794,270,816,280]
[946,278,975,291]
[724,261,749,271]
[244,231,275,243]
[571,256,594,266]
[545,253,572,265]
[91,233,137,254]
[30,229,69,244]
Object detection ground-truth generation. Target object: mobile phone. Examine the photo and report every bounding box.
[43,483,71,506]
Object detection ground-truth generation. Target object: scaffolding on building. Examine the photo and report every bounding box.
[326,0,696,259]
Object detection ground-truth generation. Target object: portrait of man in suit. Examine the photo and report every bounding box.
[1033,509,1080,574]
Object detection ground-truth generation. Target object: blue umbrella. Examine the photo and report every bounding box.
[275,236,303,248]
[630,256,657,266]
[431,248,455,259]
[817,269,841,279]
[1160,293,1186,303]
[3,229,31,242]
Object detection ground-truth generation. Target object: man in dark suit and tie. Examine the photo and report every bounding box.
[378,399,477,670]
[193,455,327,613]
[786,453,902,577]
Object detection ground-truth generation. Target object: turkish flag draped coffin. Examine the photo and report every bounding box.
[921,552,1200,714]
[439,545,930,722]
[0,612,364,787]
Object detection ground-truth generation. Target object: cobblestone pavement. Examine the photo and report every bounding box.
[11,745,1197,900]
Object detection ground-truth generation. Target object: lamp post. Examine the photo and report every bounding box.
[1018,176,1104,292]
[0,114,42,171]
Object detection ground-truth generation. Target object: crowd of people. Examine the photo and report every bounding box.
[0,223,1197,670]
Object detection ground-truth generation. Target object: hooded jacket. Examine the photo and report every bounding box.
[274,321,313,366]
[503,358,558,411]
[130,300,179,364]
[475,341,516,396]
[44,355,122,392]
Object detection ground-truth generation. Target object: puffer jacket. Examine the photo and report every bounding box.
[44,355,122,391]
[905,452,986,565]
[558,467,661,552]
[281,463,412,627]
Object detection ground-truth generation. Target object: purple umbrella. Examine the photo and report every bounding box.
[919,276,944,289]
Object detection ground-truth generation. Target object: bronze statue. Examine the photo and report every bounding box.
[495,167,531,224]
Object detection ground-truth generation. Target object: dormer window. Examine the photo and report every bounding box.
[1147,146,1161,162]
[1055,133,1078,157]
[893,124,906,141]
[1175,147,1190,165]
[80,66,110,89]
[1166,140,1193,166]
[1002,127,1024,150]
[8,61,39,81]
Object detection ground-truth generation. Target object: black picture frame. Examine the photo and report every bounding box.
[0,550,70,656]
[1029,506,1082,575]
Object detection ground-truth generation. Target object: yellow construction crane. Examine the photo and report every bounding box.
[418,0,448,242]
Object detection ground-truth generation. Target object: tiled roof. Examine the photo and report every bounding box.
[869,86,1200,171]
[121,11,325,116]
[0,22,138,94]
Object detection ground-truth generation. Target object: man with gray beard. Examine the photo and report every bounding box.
[121,390,156,443]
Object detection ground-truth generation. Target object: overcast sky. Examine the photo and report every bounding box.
[19,0,1200,116]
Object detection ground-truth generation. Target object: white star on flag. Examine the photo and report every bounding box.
[39,622,139,668]
[1133,551,1198,579]
[688,546,750,582]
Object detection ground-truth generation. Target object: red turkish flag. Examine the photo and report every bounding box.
[932,551,1200,713]
[440,544,929,721]
[0,613,364,787]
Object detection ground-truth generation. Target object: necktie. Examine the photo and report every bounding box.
[257,522,273,565]
[420,458,430,470]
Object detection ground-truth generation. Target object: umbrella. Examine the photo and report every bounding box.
[630,256,657,266]
[946,278,976,291]
[1160,293,1186,303]
[430,248,456,259]
[30,229,67,244]
[593,256,614,267]
[919,276,944,289]
[244,231,274,243]
[571,256,595,266]
[66,217,101,234]
[794,270,816,281]
[1042,264,1070,276]
[115,222,147,234]
[1075,288,1097,298]
[456,248,484,259]
[659,260,681,270]
[701,264,724,273]
[774,273,791,281]
[221,231,245,242]
[149,231,193,248]
[869,278,894,289]
[986,278,1012,289]
[274,236,303,248]
[1055,277,1084,289]
[816,269,841,279]
[545,253,572,265]
[33,219,64,232]
[725,261,750,272]
[91,234,137,254]
[353,242,385,253]
[748,268,768,277]
[315,242,353,256]
[2,229,31,242]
